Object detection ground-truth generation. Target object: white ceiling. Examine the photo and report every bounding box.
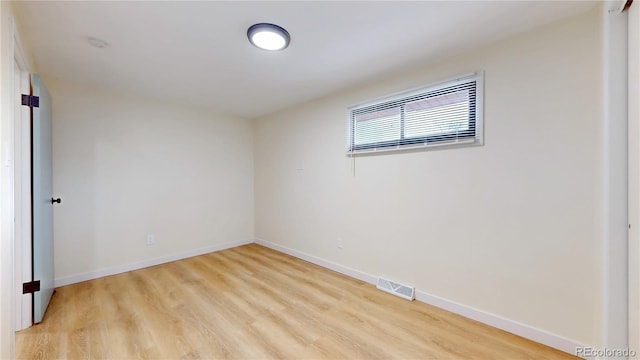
[14,1,596,119]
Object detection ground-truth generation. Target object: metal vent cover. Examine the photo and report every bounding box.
[376,277,415,301]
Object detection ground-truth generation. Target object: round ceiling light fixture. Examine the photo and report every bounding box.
[247,23,290,51]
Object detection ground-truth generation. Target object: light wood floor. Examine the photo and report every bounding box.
[16,244,577,359]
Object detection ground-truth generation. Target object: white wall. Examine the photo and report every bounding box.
[255,7,603,348]
[47,78,254,281]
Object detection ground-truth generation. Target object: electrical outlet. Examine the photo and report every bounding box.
[337,237,343,249]
[146,234,155,246]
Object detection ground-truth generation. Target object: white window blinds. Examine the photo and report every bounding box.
[348,73,483,155]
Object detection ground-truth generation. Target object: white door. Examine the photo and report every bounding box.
[30,74,56,324]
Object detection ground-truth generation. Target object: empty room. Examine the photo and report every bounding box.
[0,0,639,359]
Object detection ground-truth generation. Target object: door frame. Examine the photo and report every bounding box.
[628,0,640,356]
[11,17,32,332]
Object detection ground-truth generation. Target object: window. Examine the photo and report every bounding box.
[348,73,483,155]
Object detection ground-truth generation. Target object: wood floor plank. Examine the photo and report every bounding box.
[16,244,577,359]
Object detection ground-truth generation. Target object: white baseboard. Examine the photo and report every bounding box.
[54,238,253,287]
[254,238,377,284]
[254,237,588,357]
[54,237,589,357]
[413,290,588,356]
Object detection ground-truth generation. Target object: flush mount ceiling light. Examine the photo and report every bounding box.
[247,23,290,51]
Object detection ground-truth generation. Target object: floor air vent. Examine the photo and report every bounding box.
[376,277,415,301]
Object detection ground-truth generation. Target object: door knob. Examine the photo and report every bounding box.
[51,198,61,204]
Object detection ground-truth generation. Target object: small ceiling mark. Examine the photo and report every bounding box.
[87,37,109,49]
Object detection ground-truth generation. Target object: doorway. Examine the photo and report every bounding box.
[12,18,31,333]
[12,24,57,331]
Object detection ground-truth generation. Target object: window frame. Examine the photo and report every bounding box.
[347,72,484,156]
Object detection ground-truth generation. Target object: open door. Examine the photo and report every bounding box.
[25,74,56,324]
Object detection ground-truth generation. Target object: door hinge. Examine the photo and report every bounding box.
[22,280,40,294]
[21,94,39,108]
[619,0,633,12]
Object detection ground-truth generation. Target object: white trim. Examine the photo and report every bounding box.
[414,290,588,357]
[347,137,478,157]
[54,239,252,287]
[0,14,18,360]
[254,238,377,284]
[48,237,592,356]
[12,20,31,332]
[475,70,485,146]
[628,0,640,356]
[254,237,590,357]
[346,71,484,156]
[601,1,630,352]
[13,25,27,74]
